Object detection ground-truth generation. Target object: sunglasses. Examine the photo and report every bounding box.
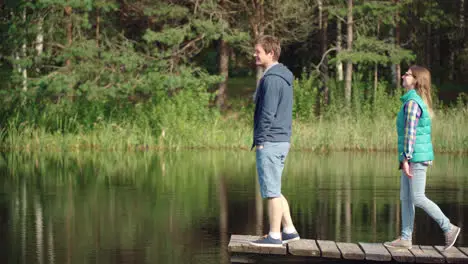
[403,72,413,77]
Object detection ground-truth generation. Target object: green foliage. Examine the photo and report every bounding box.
[337,36,415,65]
[0,0,466,152]
[415,0,450,26]
[144,26,190,47]
[292,71,319,121]
[146,3,189,19]
[329,0,416,80]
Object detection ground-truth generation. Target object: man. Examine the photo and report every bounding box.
[250,35,299,247]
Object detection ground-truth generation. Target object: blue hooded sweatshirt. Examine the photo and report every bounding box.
[252,63,293,148]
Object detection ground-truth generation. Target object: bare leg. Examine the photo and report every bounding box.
[268,197,283,233]
[281,195,295,229]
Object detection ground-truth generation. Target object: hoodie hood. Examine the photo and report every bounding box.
[263,63,294,85]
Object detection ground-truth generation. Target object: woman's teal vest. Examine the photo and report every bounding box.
[396,89,434,162]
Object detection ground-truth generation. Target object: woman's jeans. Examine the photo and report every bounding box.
[400,162,451,240]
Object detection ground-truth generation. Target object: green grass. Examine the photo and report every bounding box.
[1,77,467,153]
[2,108,467,153]
[292,109,468,153]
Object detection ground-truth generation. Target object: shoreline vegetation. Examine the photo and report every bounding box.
[2,2,468,156]
[1,77,467,154]
[1,100,467,154]
[1,1,468,155]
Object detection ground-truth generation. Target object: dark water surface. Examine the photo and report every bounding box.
[0,151,466,263]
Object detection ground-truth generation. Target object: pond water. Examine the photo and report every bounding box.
[0,151,466,263]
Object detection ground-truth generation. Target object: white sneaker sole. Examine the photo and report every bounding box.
[444,227,461,251]
[249,242,283,248]
[282,237,300,244]
[384,243,412,249]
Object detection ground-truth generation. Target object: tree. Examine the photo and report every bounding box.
[401,0,449,82]
[221,0,317,82]
[336,17,343,81]
[318,0,330,106]
[345,0,353,105]
[0,1,30,92]
[322,0,415,109]
[196,0,250,109]
[394,0,401,90]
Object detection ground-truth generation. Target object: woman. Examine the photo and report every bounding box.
[384,66,461,251]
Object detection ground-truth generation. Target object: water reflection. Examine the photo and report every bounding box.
[0,151,466,263]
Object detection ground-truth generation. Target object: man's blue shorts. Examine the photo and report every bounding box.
[255,142,290,198]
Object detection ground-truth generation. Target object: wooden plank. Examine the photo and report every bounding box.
[228,235,286,255]
[287,239,320,257]
[336,242,365,260]
[458,247,468,256]
[231,254,333,264]
[435,246,468,263]
[359,242,392,261]
[409,245,445,263]
[316,240,341,259]
[386,246,415,263]
[231,255,257,263]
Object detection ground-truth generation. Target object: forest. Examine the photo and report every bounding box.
[0,0,467,152]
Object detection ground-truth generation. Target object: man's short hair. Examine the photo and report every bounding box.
[255,35,281,61]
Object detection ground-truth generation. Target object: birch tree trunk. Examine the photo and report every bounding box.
[35,15,44,74]
[458,0,465,80]
[344,0,353,106]
[318,0,323,29]
[336,18,343,81]
[461,0,465,38]
[21,8,27,91]
[36,16,44,56]
[374,21,380,104]
[394,0,401,90]
[461,0,465,33]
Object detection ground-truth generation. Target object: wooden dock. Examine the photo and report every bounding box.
[228,235,468,263]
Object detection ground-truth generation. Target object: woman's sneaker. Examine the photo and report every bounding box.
[282,232,300,244]
[384,237,412,249]
[444,224,461,251]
